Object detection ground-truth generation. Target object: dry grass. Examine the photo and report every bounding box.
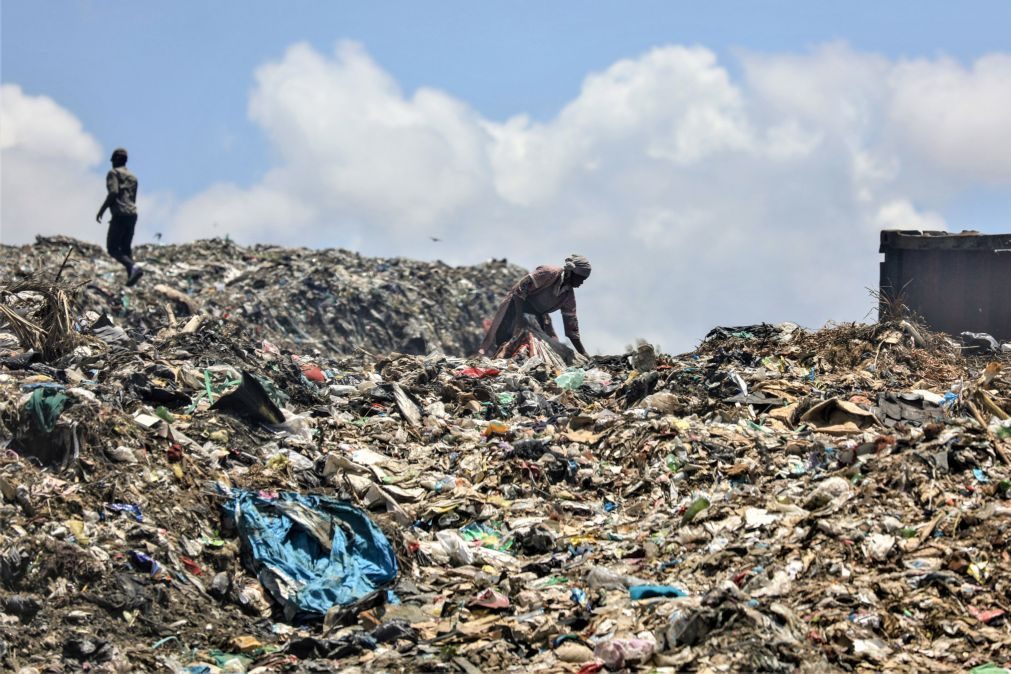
[0,277,87,360]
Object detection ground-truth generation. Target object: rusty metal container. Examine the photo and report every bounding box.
[879,230,1011,340]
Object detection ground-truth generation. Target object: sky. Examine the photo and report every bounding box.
[2,1,1011,353]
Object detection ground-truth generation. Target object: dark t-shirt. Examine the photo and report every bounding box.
[106,167,138,216]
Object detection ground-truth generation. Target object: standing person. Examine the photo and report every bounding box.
[479,254,591,357]
[96,147,143,286]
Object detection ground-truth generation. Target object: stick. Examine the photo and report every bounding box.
[913,510,946,550]
[966,399,1011,465]
[978,391,1009,421]
[53,246,74,282]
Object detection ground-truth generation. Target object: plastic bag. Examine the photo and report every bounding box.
[555,368,586,390]
[436,530,474,566]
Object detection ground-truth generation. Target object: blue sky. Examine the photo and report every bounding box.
[3,2,1011,351]
[5,1,1010,204]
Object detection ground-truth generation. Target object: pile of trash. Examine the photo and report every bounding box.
[1,251,1010,673]
[1,236,525,357]
[489,320,588,369]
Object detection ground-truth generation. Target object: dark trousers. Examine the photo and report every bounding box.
[106,213,137,272]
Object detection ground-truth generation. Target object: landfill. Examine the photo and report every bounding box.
[3,236,524,358]
[1,238,1010,673]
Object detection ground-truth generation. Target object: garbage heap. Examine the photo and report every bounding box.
[1,272,1011,673]
[2,236,525,357]
[490,320,588,369]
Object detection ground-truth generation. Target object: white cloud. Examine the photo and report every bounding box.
[488,46,757,206]
[874,199,947,232]
[743,43,891,135]
[244,42,494,233]
[0,84,107,245]
[0,84,101,163]
[167,182,316,244]
[888,54,1011,183]
[4,43,1011,352]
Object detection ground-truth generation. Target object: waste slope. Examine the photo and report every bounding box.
[2,255,1010,673]
[1,236,525,357]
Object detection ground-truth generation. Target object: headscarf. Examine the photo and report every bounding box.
[564,254,592,279]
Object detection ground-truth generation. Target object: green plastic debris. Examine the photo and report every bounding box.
[970,664,1011,674]
[760,355,786,372]
[460,521,513,552]
[210,650,252,668]
[251,372,290,408]
[154,406,175,423]
[204,370,215,404]
[555,368,586,390]
[27,388,69,433]
[681,497,710,525]
[997,480,1011,498]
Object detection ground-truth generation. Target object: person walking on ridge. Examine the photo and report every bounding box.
[96,147,143,286]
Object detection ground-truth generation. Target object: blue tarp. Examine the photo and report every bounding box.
[222,489,398,622]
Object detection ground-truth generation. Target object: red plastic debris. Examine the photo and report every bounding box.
[969,606,1006,624]
[180,556,203,575]
[457,367,501,379]
[166,444,184,463]
[301,364,326,383]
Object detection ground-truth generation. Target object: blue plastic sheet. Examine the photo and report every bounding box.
[222,489,398,622]
[628,584,688,600]
[105,503,144,522]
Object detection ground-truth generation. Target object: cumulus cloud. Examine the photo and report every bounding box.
[0,84,106,244]
[889,54,1011,183]
[4,43,1011,352]
[226,42,493,239]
